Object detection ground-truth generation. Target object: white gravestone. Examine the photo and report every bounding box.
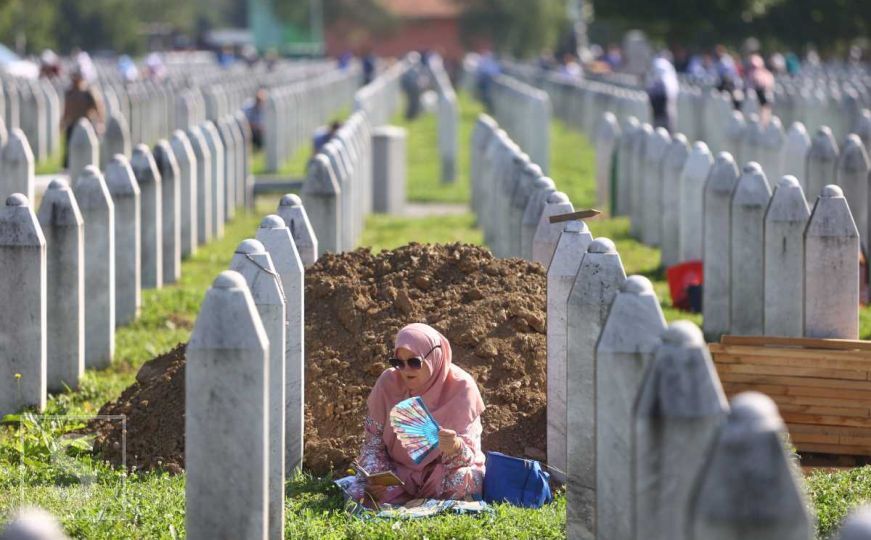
[836,135,870,253]
[277,194,318,267]
[105,155,141,327]
[229,240,286,540]
[546,221,592,483]
[68,119,99,187]
[0,129,34,202]
[532,191,574,267]
[170,130,197,258]
[566,238,626,540]
[634,320,728,540]
[596,275,666,540]
[185,271,269,540]
[0,194,46,416]
[131,145,163,289]
[37,180,84,392]
[730,162,772,336]
[660,133,689,267]
[804,185,860,338]
[763,176,810,337]
[690,392,812,540]
[154,140,181,284]
[703,153,740,340]
[782,122,811,190]
[73,166,115,369]
[302,154,342,255]
[806,126,839,205]
[678,142,713,262]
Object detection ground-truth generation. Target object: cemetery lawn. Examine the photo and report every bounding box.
[0,92,869,539]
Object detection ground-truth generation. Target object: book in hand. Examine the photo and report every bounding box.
[352,462,405,487]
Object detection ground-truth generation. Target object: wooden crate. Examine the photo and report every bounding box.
[709,335,871,456]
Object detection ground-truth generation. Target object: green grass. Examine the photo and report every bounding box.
[362,213,482,252]
[393,92,484,204]
[35,148,64,176]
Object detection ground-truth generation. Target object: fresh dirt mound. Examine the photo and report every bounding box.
[91,243,548,475]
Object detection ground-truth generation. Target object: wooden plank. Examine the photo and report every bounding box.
[720,382,871,403]
[712,352,871,372]
[715,362,869,381]
[788,423,871,439]
[720,335,871,351]
[722,383,871,409]
[711,344,871,362]
[795,442,871,456]
[782,412,871,428]
[548,209,601,224]
[718,372,871,391]
[778,403,871,418]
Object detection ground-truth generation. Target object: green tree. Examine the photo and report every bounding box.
[458,0,569,57]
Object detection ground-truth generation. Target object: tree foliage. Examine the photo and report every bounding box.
[458,0,569,57]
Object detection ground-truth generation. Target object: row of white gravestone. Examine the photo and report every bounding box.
[540,223,813,540]
[0,108,250,416]
[263,68,360,173]
[428,56,459,184]
[0,77,62,164]
[489,74,551,174]
[470,114,575,267]
[354,55,413,129]
[185,194,317,540]
[301,111,372,255]
[593,107,869,339]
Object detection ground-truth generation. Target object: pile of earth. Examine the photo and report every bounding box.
[91,243,549,475]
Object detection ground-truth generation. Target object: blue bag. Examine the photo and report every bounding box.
[482,451,553,508]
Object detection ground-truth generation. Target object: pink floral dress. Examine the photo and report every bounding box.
[345,415,486,504]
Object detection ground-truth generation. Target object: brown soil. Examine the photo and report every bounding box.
[91,243,548,475]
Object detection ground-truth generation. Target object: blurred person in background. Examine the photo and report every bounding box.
[39,49,61,79]
[243,88,267,150]
[746,53,775,124]
[61,69,104,167]
[117,55,139,82]
[475,50,500,113]
[313,120,342,154]
[646,56,679,132]
[714,45,742,109]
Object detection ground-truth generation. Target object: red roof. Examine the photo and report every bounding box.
[380,0,462,18]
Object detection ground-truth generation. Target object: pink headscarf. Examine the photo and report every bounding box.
[367,323,485,498]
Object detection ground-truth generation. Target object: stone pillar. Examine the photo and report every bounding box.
[0,507,69,540]
[187,126,212,246]
[723,111,746,167]
[804,185,860,338]
[759,116,785,183]
[532,191,574,267]
[678,142,713,263]
[615,117,640,217]
[217,119,236,222]
[202,122,225,238]
[508,161,541,258]
[640,127,671,247]
[596,275,667,540]
[68,119,99,187]
[255,215,305,473]
[836,135,870,253]
[0,194,46,416]
[37,180,84,392]
[74,166,116,369]
[690,392,812,540]
[371,126,407,214]
[764,176,810,337]
[634,320,728,540]
[437,89,458,183]
[703,153,740,341]
[730,162,772,335]
[660,133,689,268]
[185,271,268,540]
[630,124,653,238]
[277,194,318,267]
[806,126,839,204]
[838,506,871,540]
[0,128,34,202]
[105,155,141,327]
[234,111,254,211]
[521,177,556,261]
[302,154,342,255]
[131,145,163,290]
[171,130,197,258]
[595,112,620,211]
[783,122,811,190]
[229,240,285,540]
[102,114,130,168]
[546,220,593,482]
[154,140,181,285]
[566,238,626,540]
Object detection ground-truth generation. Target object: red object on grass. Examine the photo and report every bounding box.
[666,260,703,311]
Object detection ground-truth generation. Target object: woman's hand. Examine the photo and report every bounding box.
[438,428,462,457]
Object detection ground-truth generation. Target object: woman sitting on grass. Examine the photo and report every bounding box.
[349,323,486,506]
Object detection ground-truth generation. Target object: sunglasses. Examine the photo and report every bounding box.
[389,344,441,370]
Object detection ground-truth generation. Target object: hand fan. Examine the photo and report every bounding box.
[389,396,440,464]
